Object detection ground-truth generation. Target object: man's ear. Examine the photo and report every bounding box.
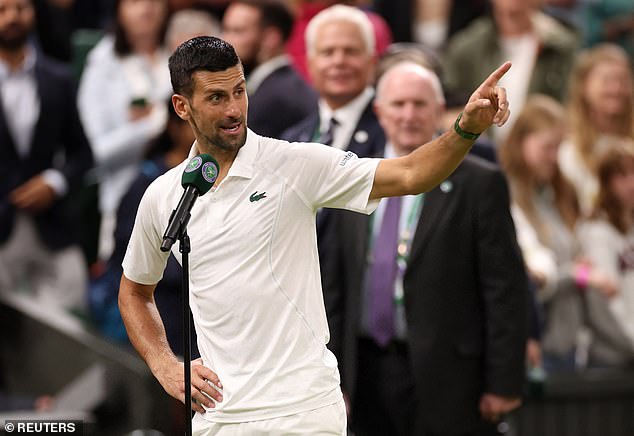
[366,55,377,86]
[373,99,382,119]
[172,94,191,121]
[436,103,447,131]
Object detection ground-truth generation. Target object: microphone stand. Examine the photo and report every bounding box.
[179,229,193,436]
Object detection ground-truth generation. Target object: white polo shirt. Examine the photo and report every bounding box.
[122,129,379,423]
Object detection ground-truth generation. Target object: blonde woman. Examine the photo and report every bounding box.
[499,95,616,371]
[577,140,634,367]
[559,44,634,216]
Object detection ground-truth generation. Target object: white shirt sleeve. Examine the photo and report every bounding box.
[282,141,380,214]
[41,169,68,197]
[122,180,170,285]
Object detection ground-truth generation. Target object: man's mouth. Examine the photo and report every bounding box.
[220,121,242,134]
[327,72,353,82]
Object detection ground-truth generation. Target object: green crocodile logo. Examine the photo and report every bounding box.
[249,191,267,202]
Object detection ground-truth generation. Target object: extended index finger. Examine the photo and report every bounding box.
[479,61,512,89]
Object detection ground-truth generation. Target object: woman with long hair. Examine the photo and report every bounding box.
[577,140,634,367]
[559,43,634,216]
[78,0,172,260]
[499,94,616,371]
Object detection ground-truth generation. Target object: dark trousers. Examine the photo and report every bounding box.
[352,338,506,436]
[352,337,416,436]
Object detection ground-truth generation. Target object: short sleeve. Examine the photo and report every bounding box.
[284,142,380,214]
[122,181,170,285]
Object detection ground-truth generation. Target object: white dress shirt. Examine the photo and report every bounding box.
[317,87,374,151]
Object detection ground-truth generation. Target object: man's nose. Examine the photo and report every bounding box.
[401,103,417,120]
[225,97,241,117]
[331,49,347,65]
[4,6,21,22]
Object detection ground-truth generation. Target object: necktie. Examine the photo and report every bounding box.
[319,117,338,146]
[368,196,402,347]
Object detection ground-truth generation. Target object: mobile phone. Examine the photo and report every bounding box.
[130,97,148,108]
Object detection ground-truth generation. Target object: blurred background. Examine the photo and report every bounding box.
[0,0,633,434]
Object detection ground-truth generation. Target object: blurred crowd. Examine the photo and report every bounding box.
[0,0,633,431]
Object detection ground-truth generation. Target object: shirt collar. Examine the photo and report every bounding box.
[0,45,37,79]
[247,55,290,95]
[318,87,374,133]
[188,128,259,179]
[227,128,258,178]
[383,142,396,159]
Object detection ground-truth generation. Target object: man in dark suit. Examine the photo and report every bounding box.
[281,4,385,158]
[321,61,528,436]
[222,0,317,138]
[0,0,93,309]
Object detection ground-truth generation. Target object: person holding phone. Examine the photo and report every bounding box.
[78,0,172,260]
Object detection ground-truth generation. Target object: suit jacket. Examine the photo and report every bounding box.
[247,64,318,139]
[281,99,385,158]
[0,53,93,249]
[321,156,529,435]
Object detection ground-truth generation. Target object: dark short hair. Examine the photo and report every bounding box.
[168,36,241,97]
[233,0,295,43]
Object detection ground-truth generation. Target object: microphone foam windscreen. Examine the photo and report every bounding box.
[181,154,220,195]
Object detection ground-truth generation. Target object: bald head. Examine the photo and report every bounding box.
[374,62,446,156]
[376,62,445,107]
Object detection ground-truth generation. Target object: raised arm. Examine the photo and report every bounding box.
[370,62,512,200]
[118,274,223,413]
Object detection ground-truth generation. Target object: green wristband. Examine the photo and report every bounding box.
[454,112,480,141]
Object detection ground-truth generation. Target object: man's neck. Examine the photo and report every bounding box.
[392,143,420,158]
[323,94,357,111]
[256,47,285,66]
[195,143,238,185]
[0,46,28,72]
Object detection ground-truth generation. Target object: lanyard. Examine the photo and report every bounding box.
[394,194,424,305]
[396,193,425,265]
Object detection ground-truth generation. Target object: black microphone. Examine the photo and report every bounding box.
[160,154,219,252]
